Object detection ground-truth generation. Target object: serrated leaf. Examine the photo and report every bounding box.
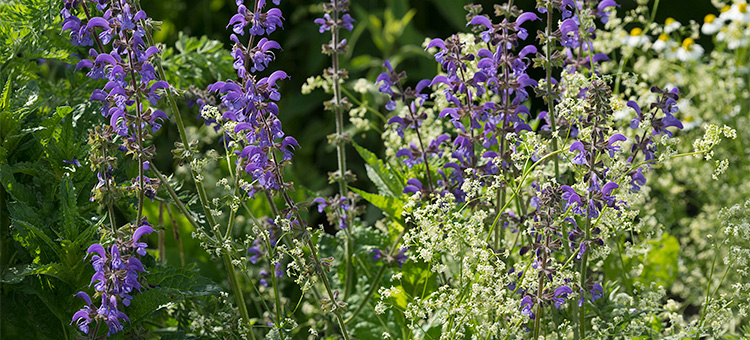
[12,219,65,260]
[60,175,82,241]
[351,188,403,223]
[126,266,221,324]
[352,142,403,197]
[365,164,394,197]
[37,105,73,143]
[73,216,105,248]
[1,262,68,284]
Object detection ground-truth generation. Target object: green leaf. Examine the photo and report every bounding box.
[637,233,679,287]
[352,142,403,197]
[12,219,65,260]
[37,106,73,143]
[126,265,221,324]
[1,262,69,284]
[59,174,83,242]
[351,188,403,223]
[0,291,65,339]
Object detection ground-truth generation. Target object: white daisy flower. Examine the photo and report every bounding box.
[720,1,750,23]
[676,38,704,61]
[701,13,724,35]
[652,33,678,55]
[664,17,682,33]
[622,27,650,47]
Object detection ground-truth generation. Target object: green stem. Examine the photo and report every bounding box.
[222,251,254,339]
[137,6,218,232]
[265,234,284,326]
[259,117,351,339]
[545,2,560,179]
[694,253,716,340]
[133,8,253,335]
[151,165,202,231]
[486,149,565,242]
[328,4,355,302]
[123,30,146,226]
[694,238,732,340]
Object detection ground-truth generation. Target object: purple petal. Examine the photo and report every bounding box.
[519,45,537,57]
[86,17,110,30]
[468,16,493,29]
[387,116,404,126]
[406,178,423,188]
[267,70,288,87]
[515,12,539,26]
[132,225,154,243]
[607,134,626,146]
[602,182,619,195]
[86,244,106,258]
[75,291,92,305]
[426,38,446,51]
[395,149,412,158]
[598,0,619,11]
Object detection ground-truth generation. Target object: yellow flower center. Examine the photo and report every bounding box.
[665,17,676,25]
[704,14,716,24]
[658,33,669,41]
[721,5,731,13]
[682,37,695,51]
[630,27,643,36]
[739,3,748,13]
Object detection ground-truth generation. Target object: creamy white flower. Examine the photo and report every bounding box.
[716,22,750,49]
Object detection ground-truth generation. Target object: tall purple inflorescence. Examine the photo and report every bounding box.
[72,222,153,335]
[208,0,295,199]
[61,0,169,336]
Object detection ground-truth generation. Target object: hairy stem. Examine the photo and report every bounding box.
[396,82,434,192]
[328,4,355,301]
[133,5,252,333]
[545,3,560,179]
[260,117,351,339]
